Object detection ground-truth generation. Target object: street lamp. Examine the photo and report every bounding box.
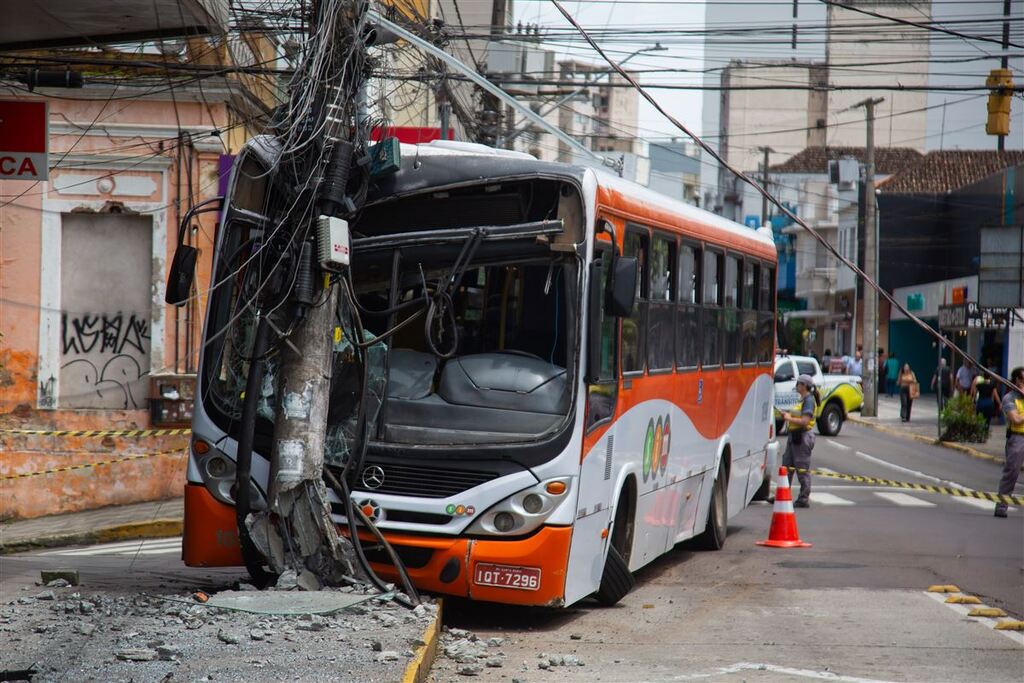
[503,42,668,148]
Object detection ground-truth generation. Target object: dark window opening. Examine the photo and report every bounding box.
[648,234,675,371]
[622,229,648,374]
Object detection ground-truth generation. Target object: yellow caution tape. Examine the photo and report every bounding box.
[1,428,191,438]
[0,448,186,481]
[794,468,1024,506]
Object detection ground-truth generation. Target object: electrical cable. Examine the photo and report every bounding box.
[233,314,279,589]
[547,0,1021,395]
[817,0,1024,50]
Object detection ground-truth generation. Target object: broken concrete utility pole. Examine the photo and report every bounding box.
[264,285,356,588]
[252,0,370,588]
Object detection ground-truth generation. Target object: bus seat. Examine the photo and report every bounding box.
[382,352,568,444]
[438,353,568,414]
[386,349,437,400]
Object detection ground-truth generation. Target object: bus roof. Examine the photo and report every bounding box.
[593,169,777,261]
[366,141,775,260]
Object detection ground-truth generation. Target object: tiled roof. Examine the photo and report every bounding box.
[768,146,922,175]
[876,150,1024,194]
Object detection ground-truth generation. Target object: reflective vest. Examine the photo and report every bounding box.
[1010,394,1024,435]
[790,397,816,432]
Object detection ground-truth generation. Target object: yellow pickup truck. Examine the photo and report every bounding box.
[774,354,864,436]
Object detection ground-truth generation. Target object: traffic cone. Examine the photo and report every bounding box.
[756,466,812,548]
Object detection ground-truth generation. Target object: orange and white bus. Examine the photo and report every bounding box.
[182,138,779,607]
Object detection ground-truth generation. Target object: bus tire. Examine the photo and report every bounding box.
[817,402,844,436]
[695,465,727,550]
[595,545,634,606]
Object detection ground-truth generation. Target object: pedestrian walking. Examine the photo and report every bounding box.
[779,374,820,508]
[822,349,832,374]
[884,353,900,397]
[955,360,977,398]
[897,363,918,422]
[973,368,1000,425]
[932,358,952,407]
[995,367,1024,518]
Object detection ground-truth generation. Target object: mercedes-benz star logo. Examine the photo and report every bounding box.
[361,465,385,490]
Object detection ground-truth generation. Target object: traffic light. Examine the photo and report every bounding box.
[985,68,1013,137]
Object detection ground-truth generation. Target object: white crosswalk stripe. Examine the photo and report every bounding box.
[873,492,936,507]
[951,496,1014,512]
[809,492,856,506]
[41,538,182,557]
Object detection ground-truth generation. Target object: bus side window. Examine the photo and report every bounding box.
[758,265,776,363]
[702,248,723,367]
[742,260,759,365]
[723,254,741,365]
[676,242,701,369]
[587,247,618,430]
[648,234,675,372]
[621,229,648,374]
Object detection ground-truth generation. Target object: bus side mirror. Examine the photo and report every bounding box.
[165,244,197,306]
[606,256,637,318]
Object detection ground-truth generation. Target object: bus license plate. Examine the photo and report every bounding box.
[474,563,541,591]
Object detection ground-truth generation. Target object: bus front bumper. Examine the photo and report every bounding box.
[183,483,572,606]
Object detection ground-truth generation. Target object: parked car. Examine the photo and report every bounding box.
[774,354,863,436]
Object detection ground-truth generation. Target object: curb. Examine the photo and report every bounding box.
[402,598,443,683]
[846,416,1008,466]
[0,519,183,555]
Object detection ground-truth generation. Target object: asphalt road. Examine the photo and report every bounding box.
[434,423,1024,682]
[2,424,1022,682]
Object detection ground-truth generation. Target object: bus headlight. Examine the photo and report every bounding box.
[195,444,267,512]
[493,511,518,532]
[466,478,571,536]
[522,493,544,514]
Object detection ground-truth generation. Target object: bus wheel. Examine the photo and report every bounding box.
[595,545,634,606]
[817,402,844,436]
[695,465,727,550]
[596,493,636,606]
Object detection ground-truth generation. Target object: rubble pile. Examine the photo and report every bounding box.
[429,627,511,677]
[430,624,591,681]
[0,581,437,682]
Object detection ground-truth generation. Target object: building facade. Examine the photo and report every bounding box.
[0,38,273,520]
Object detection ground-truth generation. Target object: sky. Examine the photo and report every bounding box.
[512,0,1024,152]
[512,0,708,140]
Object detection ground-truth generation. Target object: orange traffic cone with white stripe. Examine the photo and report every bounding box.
[756,466,812,548]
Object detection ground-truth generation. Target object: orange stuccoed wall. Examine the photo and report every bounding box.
[1,94,227,521]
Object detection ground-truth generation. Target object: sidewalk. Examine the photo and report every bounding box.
[848,394,1008,463]
[0,497,183,554]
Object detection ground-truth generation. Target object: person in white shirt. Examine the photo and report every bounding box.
[847,350,863,377]
[955,361,978,397]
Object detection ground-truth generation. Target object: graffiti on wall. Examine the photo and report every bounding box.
[59,311,151,409]
[62,312,150,356]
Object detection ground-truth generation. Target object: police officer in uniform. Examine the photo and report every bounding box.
[781,374,821,508]
[995,366,1024,518]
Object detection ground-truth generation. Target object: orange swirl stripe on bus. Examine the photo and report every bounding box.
[585,366,767,454]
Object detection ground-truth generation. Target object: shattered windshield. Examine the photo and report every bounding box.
[348,247,579,446]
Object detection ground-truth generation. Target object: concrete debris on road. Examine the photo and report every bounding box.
[0,581,438,682]
[432,625,512,678]
[40,569,79,586]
